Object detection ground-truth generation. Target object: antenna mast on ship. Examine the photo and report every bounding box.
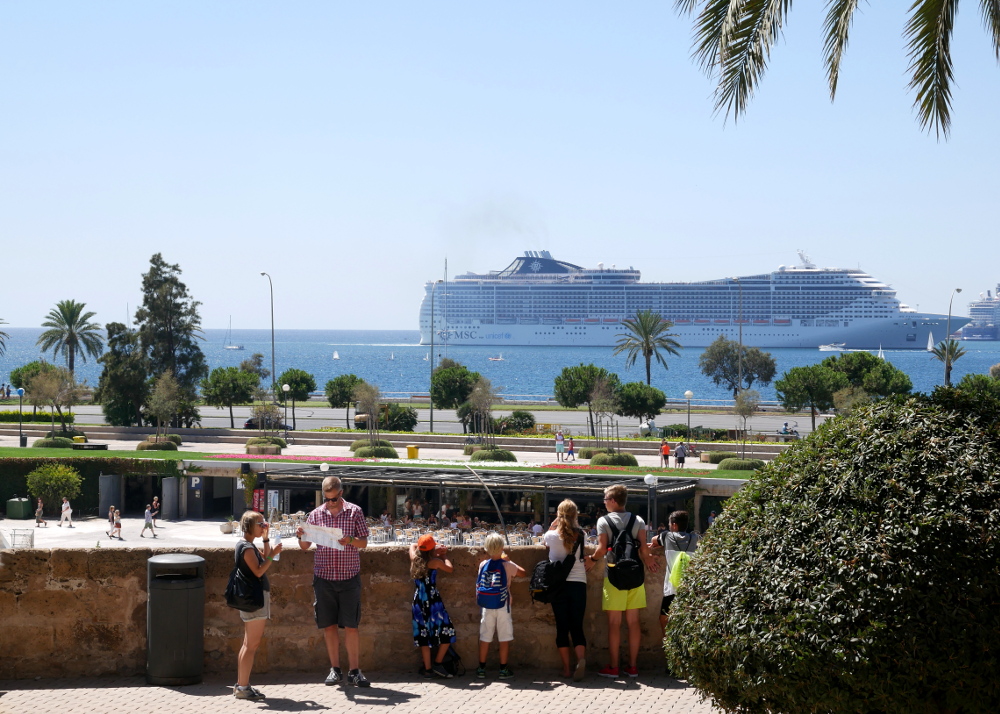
[797,250,816,269]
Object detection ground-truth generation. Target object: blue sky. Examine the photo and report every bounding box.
[2,2,998,330]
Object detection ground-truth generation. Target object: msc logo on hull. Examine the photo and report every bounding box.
[438,330,512,341]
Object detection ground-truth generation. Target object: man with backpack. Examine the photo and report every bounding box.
[590,484,657,679]
[650,510,700,637]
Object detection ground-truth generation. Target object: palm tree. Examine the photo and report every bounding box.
[613,310,682,385]
[678,0,1000,138]
[931,339,967,386]
[36,300,105,376]
[0,318,8,356]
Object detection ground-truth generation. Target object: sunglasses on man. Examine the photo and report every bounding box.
[323,494,340,503]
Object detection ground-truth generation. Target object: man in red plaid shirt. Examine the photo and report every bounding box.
[296,476,371,687]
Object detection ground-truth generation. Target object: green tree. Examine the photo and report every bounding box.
[613,310,681,385]
[147,370,180,441]
[468,376,500,446]
[9,361,57,416]
[0,317,8,356]
[554,364,621,437]
[36,300,104,377]
[616,381,667,424]
[822,351,913,397]
[26,464,82,514]
[733,388,760,458]
[239,352,270,382]
[678,0,1000,137]
[431,364,480,409]
[277,368,316,430]
[94,323,150,427]
[353,382,383,446]
[26,366,81,434]
[202,367,258,428]
[698,336,777,398]
[133,254,207,424]
[931,339,967,386]
[775,365,849,430]
[325,374,365,427]
[382,403,418,432]
[954,372,1000,401]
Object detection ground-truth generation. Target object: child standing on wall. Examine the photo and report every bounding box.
[410,534,457,678]
[476,532,525,679]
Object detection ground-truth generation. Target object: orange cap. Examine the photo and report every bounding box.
[417,534,436,552]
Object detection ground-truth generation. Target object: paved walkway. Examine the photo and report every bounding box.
[0,672,717,714]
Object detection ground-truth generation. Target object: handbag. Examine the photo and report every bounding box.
[530,530,584,604]
[225,543,265,612]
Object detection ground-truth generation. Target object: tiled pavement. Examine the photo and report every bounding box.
[0,672,717,714]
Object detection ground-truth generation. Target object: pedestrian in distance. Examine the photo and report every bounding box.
[234,511,282,700]
[106,505,116,536]
[409,534,457,678]
[660,439,671,468]
[59,497,73,527]
[111,510,122,539]
[566,436,576,462]
[544,499,591,681]
[591,484,658,679]
[151,496,160,527]
[476,532,524,679]
[554,430,565,462]
[674,442,687,468]
[35,498,47,527]
[649,510,700,638]
[296,475,371,687]
[140,504,157,538]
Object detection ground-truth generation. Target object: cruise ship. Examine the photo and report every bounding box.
[959,287,1000,340]
[418,251,969,349]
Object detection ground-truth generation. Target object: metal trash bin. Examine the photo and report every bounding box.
[406,444,419,459]
[6,497,31,519]
[147,554,205,685]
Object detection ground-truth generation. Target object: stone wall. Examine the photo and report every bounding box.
[0,545,673,679]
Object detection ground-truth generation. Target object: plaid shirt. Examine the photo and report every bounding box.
[306,500,370,582]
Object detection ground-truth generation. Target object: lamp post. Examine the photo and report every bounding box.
[944,287,963,386]
[17,388,25,447]
[684,390,693,444]
[260,272,275,396]
[282,383,290,439]
[644,474,659,531]
[429,279,443,433]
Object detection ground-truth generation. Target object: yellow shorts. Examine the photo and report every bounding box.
[602,578,646,611]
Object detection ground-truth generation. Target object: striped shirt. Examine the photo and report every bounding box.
[306,501,370,582]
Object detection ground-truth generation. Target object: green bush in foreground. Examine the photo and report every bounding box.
[470,448,517,462]
[354,445,399,459]
[578,447,612,459]
[715,458,764,471]
[665,394,1000,713]
[703,451,732,464]
[26,463,82,511]
[32,437,75,449]
[590,451,638,467]
[136,441,178,451]
[462,444,483,456]
[246,436,287,448]
[350,438,393,451]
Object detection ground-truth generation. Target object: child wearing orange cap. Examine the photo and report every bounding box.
[410,534,457,678]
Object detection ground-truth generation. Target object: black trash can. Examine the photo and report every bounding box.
[19,435,27,448]
[147,554,205,685]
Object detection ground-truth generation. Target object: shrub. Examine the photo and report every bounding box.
[32,437,75,449]
[590,451,639,467]
[506,410,536,433]
[246,436,287,448]
[136,441,178,451]
[578,447,612,459]
[350,438,393,452]
[383,403,418,432]
[354,445,399,458]
[463,445,484,456]
[716,458,765,471]
[664,396,1000,714]
[26,463,83,511]
[45,429,86,441]
[470,448,517,462]
[164,434,183,446]
[704,451,733,464]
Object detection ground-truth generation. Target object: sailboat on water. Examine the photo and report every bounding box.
[488,353,504,361]
[333,351,340,360]
[389,352,394,361]
[927,332,935,352]
[224,317,244,350]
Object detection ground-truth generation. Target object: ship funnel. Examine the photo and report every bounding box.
[597,262,604,270]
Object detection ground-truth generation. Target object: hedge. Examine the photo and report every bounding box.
[136,441,178,451]
[354,445,399,458]
[590,452,639,467]
[716,458,765,471]
[703,451,733,464]
[470,448,517,462]
[246,436,287,448]
[32,437,75,449]
[463,445,483,456]
[350,438,393,452]
[578,447,612,459]
[0,410,75,424]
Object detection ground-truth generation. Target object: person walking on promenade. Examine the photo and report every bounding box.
[106,505,116,536]
[59,497,73,527]
[296,476,371,687]
[409,534,457,678]
[659,439,671,468]
[141,504,157,538]
[591,485,657,679]
[674,442,687,468]
[35,498,47,527]
[566,437,576,462]
[554,430,565,462]
[649,510,700,637]
[544,499,591,680]
[111,509,122,539]
[234,510,282,700]
[151,496,160,527]
[476,532,524,679]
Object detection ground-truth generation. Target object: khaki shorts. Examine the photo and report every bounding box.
[602,578,646,611]
[479,607,514,643]
[240,590,271,622]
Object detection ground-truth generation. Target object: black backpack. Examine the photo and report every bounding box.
[606,513,645,591]
[440,644,465,676]
[530,530,585,604]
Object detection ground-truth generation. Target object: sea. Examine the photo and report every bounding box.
[2,327,998,406]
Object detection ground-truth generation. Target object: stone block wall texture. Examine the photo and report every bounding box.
[0,546,671,679]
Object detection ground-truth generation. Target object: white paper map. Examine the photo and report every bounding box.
[301,524,345,550]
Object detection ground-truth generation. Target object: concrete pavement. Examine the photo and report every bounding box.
[0,671,718,714]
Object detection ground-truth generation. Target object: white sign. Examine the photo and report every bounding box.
[300,523,345,550]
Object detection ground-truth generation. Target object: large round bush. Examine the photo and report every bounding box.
[246,436,287,448]
[470,448,517,462]
[350,438,392,451]
[665,396,1000,713]
[590,451,638,467]
[32,437,74,449]
[354,445,399,458]
[703,451,732,464]
[136,440,178,451]
[715,457,764,471]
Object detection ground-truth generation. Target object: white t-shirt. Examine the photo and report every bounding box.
[62,501,71,513]
[543,530,587,584]
[658,531,700,596]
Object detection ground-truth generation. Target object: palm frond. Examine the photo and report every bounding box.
[905,0,958,139]
[981,0,1000,58]
[823,0,861,99]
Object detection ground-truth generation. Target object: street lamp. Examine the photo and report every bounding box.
[17,388,25,447]
[282,383,290,439]
[429,279,443,433]
[684,390,693,444]
[944,287,963,386]
[261,272,275,396]
[644,473,659,531]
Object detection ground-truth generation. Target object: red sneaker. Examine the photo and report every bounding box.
[597,665,619,678]
[624,666,638,678]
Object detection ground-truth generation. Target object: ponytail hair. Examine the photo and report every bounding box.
[555,499,580,550]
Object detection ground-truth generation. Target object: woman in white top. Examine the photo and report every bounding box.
[543,499,595,680]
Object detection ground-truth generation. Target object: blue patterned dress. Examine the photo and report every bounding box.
[412,568,457,647]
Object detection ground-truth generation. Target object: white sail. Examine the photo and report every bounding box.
[927,332,935,351]
[333,351,340,360]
